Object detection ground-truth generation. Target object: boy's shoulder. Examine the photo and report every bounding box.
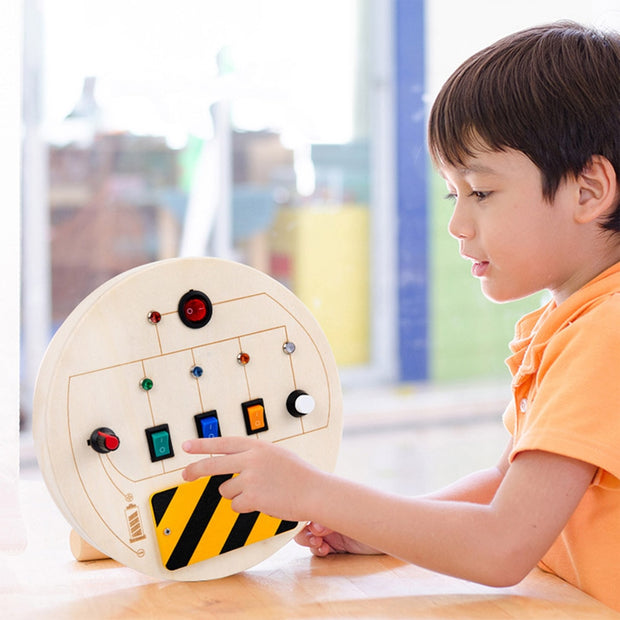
[513,263,620,353]
[546,286,620,357]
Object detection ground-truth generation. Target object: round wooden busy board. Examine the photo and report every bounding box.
[33,257,342,580]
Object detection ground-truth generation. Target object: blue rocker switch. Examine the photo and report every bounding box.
[194,411,220,438]
[145,424,174,462]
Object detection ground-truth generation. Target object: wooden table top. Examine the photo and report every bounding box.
[3,479,618,619]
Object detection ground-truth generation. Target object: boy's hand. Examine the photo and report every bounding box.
[182,436,322,522]
[295,522,381,557]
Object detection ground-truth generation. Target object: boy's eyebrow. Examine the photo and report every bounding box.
[438,162,498,179]
[459,162,497,175]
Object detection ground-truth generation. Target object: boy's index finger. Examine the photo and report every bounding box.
[182,436,255,455]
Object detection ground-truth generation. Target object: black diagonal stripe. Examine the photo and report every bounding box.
[151,487,178,527]
[219,511,260,555]
[275,520,298,535]
[165,474,232,571]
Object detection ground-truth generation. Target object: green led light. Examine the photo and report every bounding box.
[140,377,154,391]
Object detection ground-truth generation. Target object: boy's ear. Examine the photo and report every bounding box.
[574,155,618,224]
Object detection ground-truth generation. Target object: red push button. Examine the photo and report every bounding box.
[183,298,207,322]
[178,290,212,328]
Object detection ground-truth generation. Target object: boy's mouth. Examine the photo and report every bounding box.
[460,251,489,278]
[471,261,489,278]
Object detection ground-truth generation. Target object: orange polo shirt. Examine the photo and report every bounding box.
[503,261,620,612]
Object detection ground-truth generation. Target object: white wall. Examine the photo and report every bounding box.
[426,0,620,99]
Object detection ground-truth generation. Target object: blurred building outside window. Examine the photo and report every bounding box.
[21,0,395,425]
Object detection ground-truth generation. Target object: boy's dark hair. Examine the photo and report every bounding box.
[428,21,620,232]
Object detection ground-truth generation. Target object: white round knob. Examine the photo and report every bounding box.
[286,390,315,417]
[295,394,315,415]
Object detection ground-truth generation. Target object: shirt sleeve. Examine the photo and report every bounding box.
[510,295,620,482]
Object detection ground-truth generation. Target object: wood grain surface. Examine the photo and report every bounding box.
[3,479,618,620]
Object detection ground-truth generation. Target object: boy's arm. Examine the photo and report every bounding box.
[422,437,512,504]
[309,448,594,586]
[182,437,595,587]
[296,440,512,558]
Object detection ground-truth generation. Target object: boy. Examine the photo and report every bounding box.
[182,21,620,611]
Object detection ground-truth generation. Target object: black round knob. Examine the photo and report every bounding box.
[88,427,120,453]
[286,390,315,417]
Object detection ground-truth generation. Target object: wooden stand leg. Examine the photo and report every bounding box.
[69,529,110,562]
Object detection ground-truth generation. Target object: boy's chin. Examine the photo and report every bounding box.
[479,282,530,304]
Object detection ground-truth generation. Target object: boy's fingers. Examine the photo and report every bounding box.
[294,528,326,555]
[308,522,330,536]
[294,526,315,545]
[217,475,243,500]
[182,454,241,481]
[182,436,254,455]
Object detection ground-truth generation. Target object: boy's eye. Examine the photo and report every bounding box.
[469,190,491,201]
[443,191,491,203]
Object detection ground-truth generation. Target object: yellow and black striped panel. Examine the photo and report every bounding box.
[150,475,297,571]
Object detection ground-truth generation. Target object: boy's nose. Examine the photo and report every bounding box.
[448,202,474,240]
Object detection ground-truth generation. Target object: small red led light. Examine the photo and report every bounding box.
[237,352,250,365]
[147,311,162,324]
[183,298,207,322]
